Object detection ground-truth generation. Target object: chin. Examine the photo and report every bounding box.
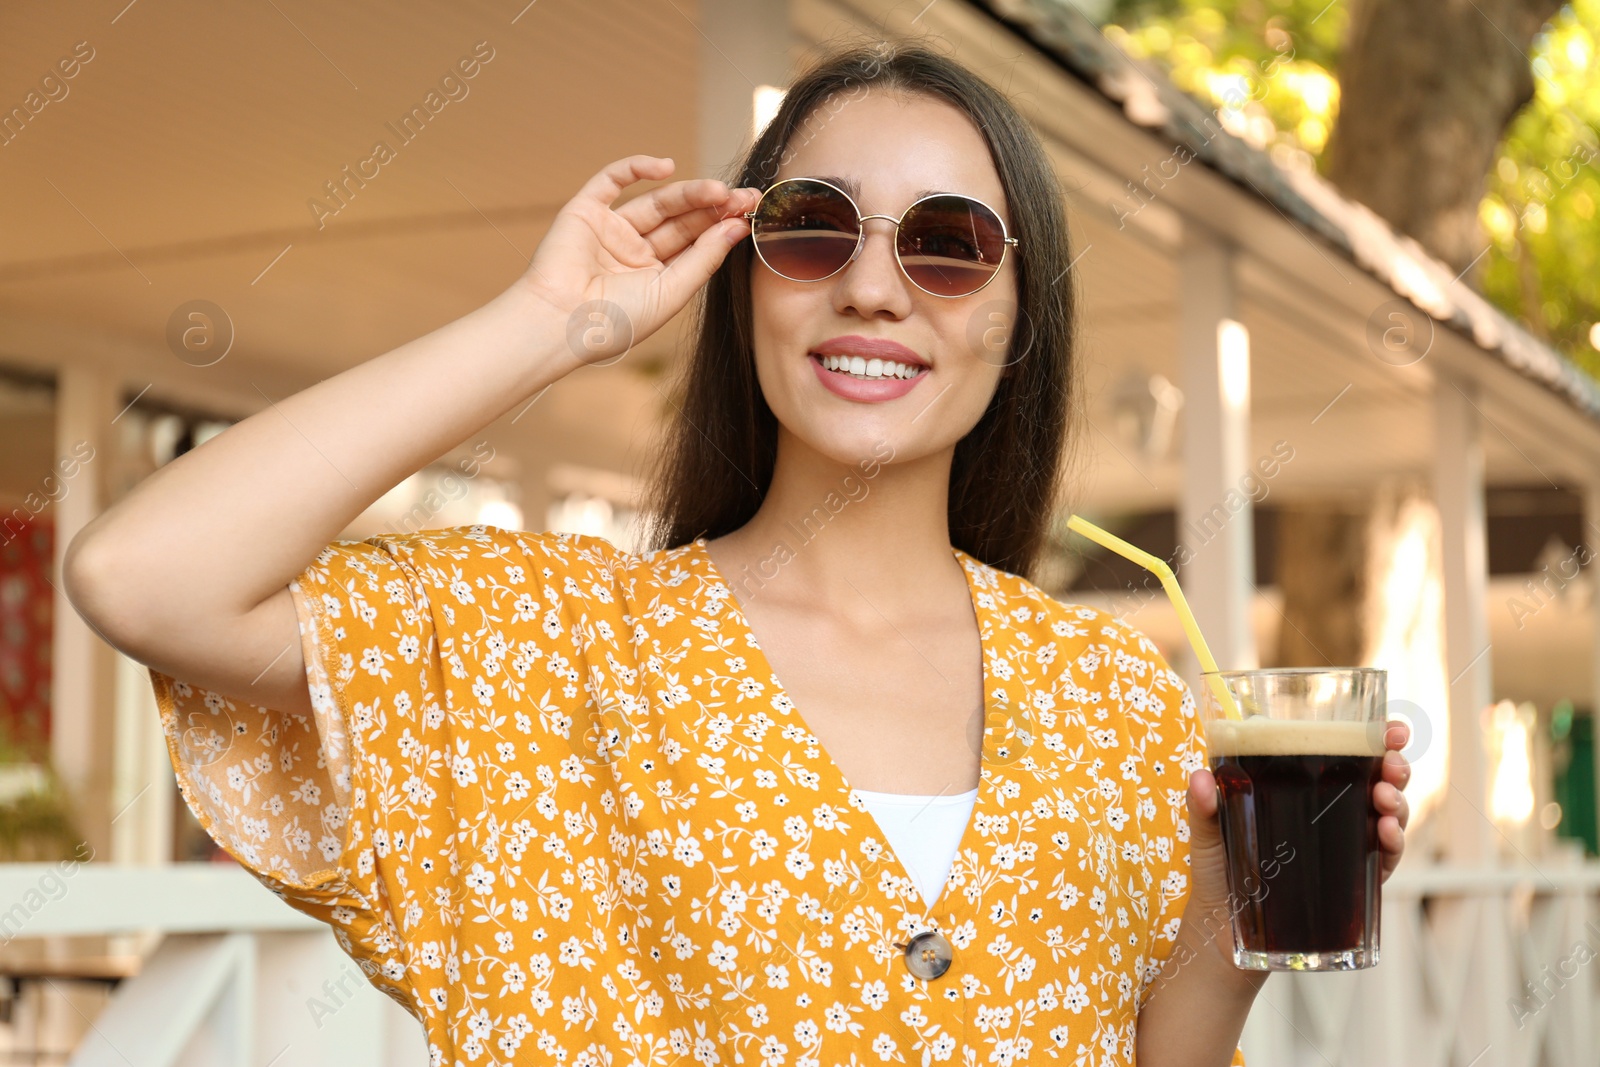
[760,356,984,468]
[788,416,928,471]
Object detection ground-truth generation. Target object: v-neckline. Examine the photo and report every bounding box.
[689,536,999,920]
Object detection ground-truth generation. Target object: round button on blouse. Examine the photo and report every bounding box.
[895,930,953,980]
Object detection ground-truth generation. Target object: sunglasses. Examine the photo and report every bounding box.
[742,177,1018,298]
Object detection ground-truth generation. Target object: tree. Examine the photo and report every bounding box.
[1106,0,1588,670]
[1106,0,1600,379]
[1324,0,1566,275]
[1479,3,1600,359]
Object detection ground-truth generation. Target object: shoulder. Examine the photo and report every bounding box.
[957,548,1170,668]
[304,526,713,610]
[365,525,623,566]
[308,525,665,579]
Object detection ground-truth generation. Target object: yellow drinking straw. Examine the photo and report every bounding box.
[1065,514,1244,720]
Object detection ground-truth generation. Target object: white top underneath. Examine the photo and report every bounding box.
[852,786,980,908]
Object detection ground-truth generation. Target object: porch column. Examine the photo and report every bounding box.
[696,0,793,182]
[50,364,121,859]
[1191,234,1276,1063]
[1433,372,1510,1066]
[1176,228,1257,676]
[1434,374,1493,861]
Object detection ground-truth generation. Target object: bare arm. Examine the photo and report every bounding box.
[1134,885,1266,1067]
[1135,767,1268,1065]
[63,155,757,716]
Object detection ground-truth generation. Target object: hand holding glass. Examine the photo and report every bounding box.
[1201,668,1387,971]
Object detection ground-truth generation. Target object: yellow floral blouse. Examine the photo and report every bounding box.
[149,526,1246,1066]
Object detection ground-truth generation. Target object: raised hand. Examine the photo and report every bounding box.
[513,154,761,365]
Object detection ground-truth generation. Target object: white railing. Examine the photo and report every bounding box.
[7,860,1600,1066]
[0,863,427,1067]
[1243,860,1600,1067]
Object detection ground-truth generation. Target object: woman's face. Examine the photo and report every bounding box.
[749,88,1018,470]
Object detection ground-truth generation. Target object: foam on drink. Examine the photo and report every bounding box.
[1206,716,1385,758]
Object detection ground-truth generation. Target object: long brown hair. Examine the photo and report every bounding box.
[639,39,1080,581]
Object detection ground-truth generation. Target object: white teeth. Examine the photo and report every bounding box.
[817,353,925,380]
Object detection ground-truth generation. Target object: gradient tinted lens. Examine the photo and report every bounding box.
[750,180,860,281]
[898,195,1008,297]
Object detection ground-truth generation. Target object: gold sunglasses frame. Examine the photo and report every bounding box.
[741,176,1020,298]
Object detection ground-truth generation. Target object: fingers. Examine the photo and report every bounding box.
[1377,756,1409,883]
[1380,830,1402,884]
[1378,814,1405,860]
[1385,720,1410,751]
[656,213,751,309]
[642,195,759,264]
[1382,749,1411,791]
[633,187,762,264]
[1375,780,1410,826]
[575,154,677,211]
[1183,768,1236,912]
[1187,768,1219,820]
[1375,780,1409,876]
[616,179,756,235]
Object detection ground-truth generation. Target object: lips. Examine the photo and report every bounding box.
[806,334,930,403]
[809,335,930,368]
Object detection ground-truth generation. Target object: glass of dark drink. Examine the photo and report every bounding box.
[1200,667,1387,971]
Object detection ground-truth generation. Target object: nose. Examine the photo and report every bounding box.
[833,216,912,320]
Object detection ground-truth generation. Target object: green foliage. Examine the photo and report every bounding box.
[1104,0,1346,156]
[0,788,86,862]
[1479,0,1600,380]
[1104,0,1600,383]
[0,720,87,864]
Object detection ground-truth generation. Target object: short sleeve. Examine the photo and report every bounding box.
[149,525,631,1020]
[149,531,450,1013]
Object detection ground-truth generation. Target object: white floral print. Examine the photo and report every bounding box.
[148,526,1243,1066]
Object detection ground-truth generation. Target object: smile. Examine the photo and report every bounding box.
[807,352,929,402]
[806,334,931,402]
[814,353,927,381]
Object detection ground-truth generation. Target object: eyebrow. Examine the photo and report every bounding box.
[811,174,951,205]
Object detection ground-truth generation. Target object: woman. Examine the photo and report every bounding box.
[64,41,1411,1066]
